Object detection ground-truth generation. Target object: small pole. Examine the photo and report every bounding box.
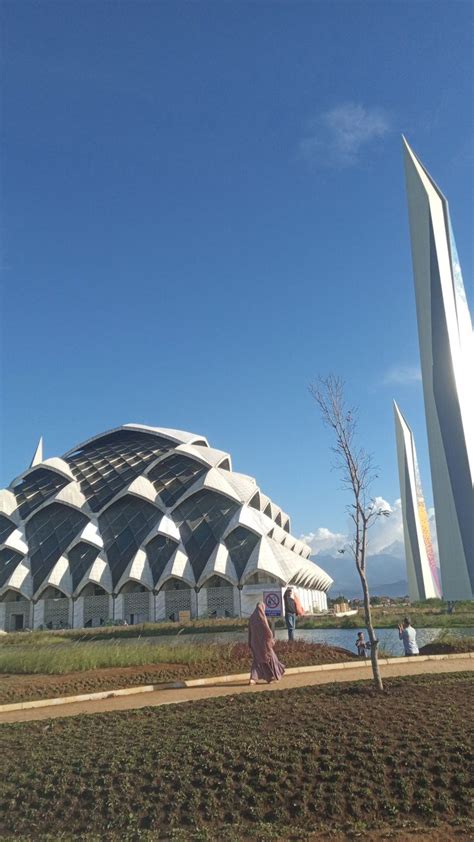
[270,617,276,638]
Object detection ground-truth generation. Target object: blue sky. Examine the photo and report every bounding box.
[1,1,473,555]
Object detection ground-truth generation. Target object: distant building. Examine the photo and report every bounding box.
[0,424,332,630]
[403,139,474,600]
[393,401,441,600]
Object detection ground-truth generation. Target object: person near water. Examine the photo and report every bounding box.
[293,591,305,618]
[355,631,370,658]
[284,586,297,641]
[398,617,419,656]
[248,602,285,685]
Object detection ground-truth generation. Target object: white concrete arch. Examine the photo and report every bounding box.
[168,467,242,513]
[115,548,154,594]
[222,505,274,541]
[8,459,74,491]
[95,484,164,517]
[196,542,238,588]
[62,424,196,458]
[77,521,104,549]
[33,554,72,600]
[174,442,232,471]
[0,584,30,601]
[1,526,28,555]
[21,489,92,524]
[221,471,257,504]
[0,490,21,521]
[72,551,112,597]
[123,424,209,447]
[35,582,70,600]
[0,558,32,598]
[155,546,196,591]
[143,514,181,544]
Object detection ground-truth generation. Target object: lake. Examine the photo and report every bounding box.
[130,626,474,656]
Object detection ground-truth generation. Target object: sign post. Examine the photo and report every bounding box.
[263,590,282,638]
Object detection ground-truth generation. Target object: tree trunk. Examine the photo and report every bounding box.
[358,565,384,692]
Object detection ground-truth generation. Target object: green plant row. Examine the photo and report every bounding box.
[0,640,237,675]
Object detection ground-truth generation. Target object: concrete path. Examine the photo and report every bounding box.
[1,656,472,724]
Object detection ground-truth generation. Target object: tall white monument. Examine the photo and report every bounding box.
[393,401,441,601]
[403,139,474,600]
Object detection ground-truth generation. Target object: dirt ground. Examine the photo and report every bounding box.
[0,641,355,705]
[0,672,472,840]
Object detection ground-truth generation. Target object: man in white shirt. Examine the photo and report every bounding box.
[398,617,419,656]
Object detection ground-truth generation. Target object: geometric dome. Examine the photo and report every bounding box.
[0,424,332,601]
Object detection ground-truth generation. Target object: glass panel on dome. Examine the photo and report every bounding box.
[67,430,174,512]
[99,496,161,587]
[0,514,16,545]
[224,526,260,580]
[68,542,101,590]
[26,503,89,592]
[14,468,70,519]
[0,548,24,589]
[145,534,177,585]
[148,454,206,508]
[173,490,239,581]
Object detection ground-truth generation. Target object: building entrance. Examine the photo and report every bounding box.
[10,613,24,631]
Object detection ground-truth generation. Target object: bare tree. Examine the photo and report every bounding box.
[310,376,390,692]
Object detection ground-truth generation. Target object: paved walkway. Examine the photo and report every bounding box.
[1,656,472,724]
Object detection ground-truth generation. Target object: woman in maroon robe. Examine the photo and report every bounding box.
[248,602,285,684]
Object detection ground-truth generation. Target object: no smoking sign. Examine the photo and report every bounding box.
[263,590,282,617]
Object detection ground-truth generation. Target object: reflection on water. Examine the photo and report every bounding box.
[130,626,474,657]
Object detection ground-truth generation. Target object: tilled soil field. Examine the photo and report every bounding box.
[0,672,472,840]
[0,642,355,705]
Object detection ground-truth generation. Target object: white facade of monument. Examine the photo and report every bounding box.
[393,402,441,601]
[404,139,474,600]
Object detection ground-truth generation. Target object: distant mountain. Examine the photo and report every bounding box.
[368,581,409,598]
[312,553,408,598]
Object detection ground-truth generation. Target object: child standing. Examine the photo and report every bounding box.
[356,631,370,658]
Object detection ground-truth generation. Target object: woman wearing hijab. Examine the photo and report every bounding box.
[248,602,285,685]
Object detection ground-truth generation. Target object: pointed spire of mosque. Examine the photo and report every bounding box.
[30,436,43,468]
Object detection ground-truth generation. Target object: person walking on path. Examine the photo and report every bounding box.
[284,587,297,641]
[398,617,419,656]
[248,602,285,685]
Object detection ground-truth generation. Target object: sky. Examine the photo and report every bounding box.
[1,1,473,561]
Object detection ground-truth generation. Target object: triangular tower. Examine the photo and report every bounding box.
[30,436,43,468]
[393,402,441,600]
[403,138,474,600]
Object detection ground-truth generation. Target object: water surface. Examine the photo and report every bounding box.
[125,626,474,656]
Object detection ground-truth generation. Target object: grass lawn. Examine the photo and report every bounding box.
[0,641,355,705]
[298,602,474,630]
[0,672,472,840]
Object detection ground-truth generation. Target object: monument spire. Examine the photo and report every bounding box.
[403,138,474,599]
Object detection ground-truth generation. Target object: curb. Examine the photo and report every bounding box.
[0,681,187,713]
[1,651,472,714]
[184,651,474,686]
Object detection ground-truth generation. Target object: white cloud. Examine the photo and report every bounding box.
[382,364,422,385]
[367,497,404,556]
[298,102,391,168]
[302,497,405,558]
[302,526,347,556]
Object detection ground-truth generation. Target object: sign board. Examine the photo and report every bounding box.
[263,590,282,618]
[178,610,191,623]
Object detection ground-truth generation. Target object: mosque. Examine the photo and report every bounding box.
[0,424,332,630]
